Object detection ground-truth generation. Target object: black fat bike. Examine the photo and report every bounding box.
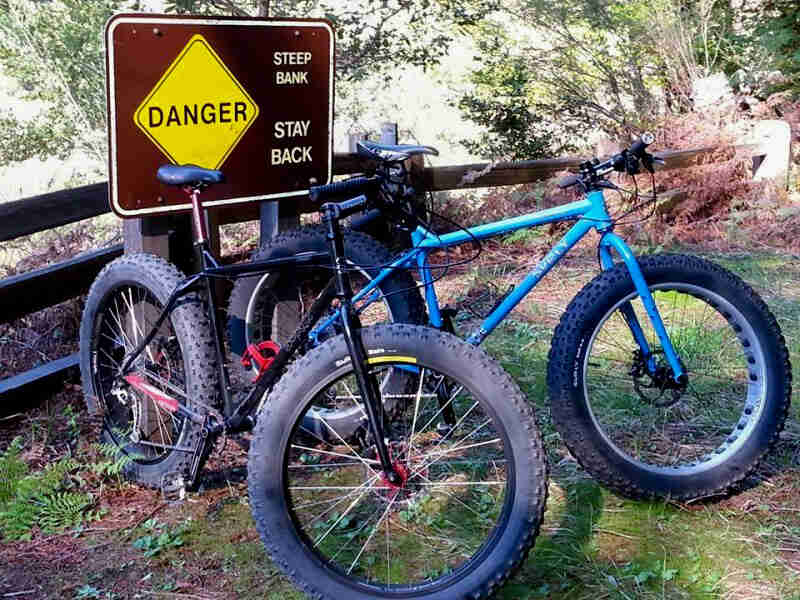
[79,164,549,600]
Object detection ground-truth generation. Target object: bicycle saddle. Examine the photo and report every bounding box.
[156,164,225,186]
[357,141,439,163]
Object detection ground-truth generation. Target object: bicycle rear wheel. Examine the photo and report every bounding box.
[227,226,425,380]
[248,324,547,599]
[79,254,218,488]
[228,226,426,437]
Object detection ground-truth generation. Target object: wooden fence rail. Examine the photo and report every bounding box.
[0,145,742,406]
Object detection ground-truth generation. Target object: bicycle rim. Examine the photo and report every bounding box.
[283,361,513,591]
[91,283,189,463]
[583,282,767,475]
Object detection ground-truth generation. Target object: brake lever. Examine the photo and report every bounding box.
[641,152,664,174]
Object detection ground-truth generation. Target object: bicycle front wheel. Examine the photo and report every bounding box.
[548,254,791,500]
[248,324,547,600]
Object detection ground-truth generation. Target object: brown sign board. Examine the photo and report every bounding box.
[105,14,334,218]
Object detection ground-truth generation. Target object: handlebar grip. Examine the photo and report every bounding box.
[337,195,369,214]
[320,194,370,221]
[557,174,581,189]
[309,176,377,203]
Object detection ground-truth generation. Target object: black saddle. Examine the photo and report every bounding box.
[357,141,438,163]
[156,164,225,187]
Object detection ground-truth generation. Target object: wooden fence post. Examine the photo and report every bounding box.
[349,132,366,153]
[123,217,170,259]
[123,214,207,275]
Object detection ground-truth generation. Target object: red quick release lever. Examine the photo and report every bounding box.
[241,341,281,382]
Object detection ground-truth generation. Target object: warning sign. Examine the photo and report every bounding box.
[134,34,259,169]
[105,14,334,218]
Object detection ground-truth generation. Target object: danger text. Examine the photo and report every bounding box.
[147,102,249,127]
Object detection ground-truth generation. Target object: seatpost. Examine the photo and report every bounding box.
[320,203,400,484]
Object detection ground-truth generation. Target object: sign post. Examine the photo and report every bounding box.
[106,14,334,219]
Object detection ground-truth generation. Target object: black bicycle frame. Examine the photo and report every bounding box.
[118,187,402,482]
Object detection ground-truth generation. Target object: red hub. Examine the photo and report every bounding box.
[381,462,410,491]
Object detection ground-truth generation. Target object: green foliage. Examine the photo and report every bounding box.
[37,491,96,533]
[133,519,185,557]
[457,42,558,159]
[458,0,668,151]
[165,0,499,82]
[90,442,132,479]
[0,0,124,168]
[0,437,27,504]
[751,1,800,95]
[456,0,782,155]
[74,584,119,599]
[0,442,98,540]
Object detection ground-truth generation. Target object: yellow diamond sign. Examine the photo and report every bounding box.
[134,34,259,169]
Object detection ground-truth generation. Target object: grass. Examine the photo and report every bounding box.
[2,245,799,599]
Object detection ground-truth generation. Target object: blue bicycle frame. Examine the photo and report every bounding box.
[312,189,685,381]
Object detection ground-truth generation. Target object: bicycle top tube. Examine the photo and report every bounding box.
[309,184,684,381]
[414,194,601,250]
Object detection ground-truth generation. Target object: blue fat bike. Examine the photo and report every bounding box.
[233,134,792,505]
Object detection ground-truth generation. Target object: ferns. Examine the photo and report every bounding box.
[0,439,105,540]
[0,437,27,504]
[37,492,95,533]
[0,433,141,540]
[90,442,132,478]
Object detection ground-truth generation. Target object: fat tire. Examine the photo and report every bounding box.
[547,253,792,500]
[248,324,548,600]
[79,253,218,488]
[227,225,426,384]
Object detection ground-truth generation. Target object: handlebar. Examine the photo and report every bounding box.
[557,133,656,190]
[309,176,381,203]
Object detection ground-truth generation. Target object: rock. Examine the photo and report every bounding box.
[749,120,792,189]
[692,73,735,112]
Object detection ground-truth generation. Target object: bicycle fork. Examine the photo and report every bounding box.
[598,232,686,383]
[321,203,403,485]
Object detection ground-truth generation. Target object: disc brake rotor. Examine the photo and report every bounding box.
[630,349,687,408]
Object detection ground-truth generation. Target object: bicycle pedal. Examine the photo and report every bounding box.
[160,471,186,503]
[241,341,281,382]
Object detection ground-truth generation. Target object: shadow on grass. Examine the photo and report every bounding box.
[499,468,605,599]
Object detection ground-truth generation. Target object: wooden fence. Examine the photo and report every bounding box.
[0,143,751,405]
